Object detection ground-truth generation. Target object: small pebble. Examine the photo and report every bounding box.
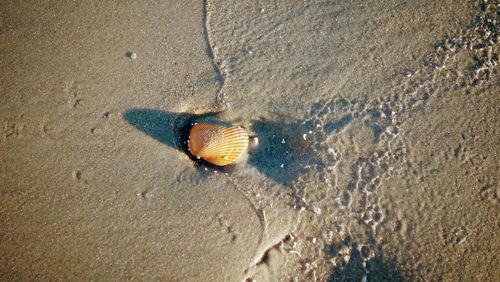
[126,51,137,59]
[250,136,259,147]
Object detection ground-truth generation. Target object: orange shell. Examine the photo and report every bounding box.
[188,123,249,166]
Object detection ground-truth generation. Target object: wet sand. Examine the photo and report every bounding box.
[1,0,499,281]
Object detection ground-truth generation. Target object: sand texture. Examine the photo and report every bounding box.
[1,0,499,281]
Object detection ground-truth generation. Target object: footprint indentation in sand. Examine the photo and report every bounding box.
[72,170,82,181]
[64,80,83,109]
[3,113,26,140]
[216,213,238,243]
[4,121,23,139]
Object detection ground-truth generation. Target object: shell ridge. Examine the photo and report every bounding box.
[187,122,250,166]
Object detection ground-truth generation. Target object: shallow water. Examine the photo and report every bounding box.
[205,0,499,280]
[1,0,498,281]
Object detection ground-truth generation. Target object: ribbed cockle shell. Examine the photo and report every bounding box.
[188,123,249,166]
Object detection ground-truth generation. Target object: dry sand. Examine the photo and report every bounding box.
[1,0,499,281]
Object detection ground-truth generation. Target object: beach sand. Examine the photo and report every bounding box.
[1,0,498,281]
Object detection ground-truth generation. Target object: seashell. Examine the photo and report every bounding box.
[188,122,249,166]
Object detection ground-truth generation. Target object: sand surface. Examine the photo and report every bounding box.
[1,0,498,281]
